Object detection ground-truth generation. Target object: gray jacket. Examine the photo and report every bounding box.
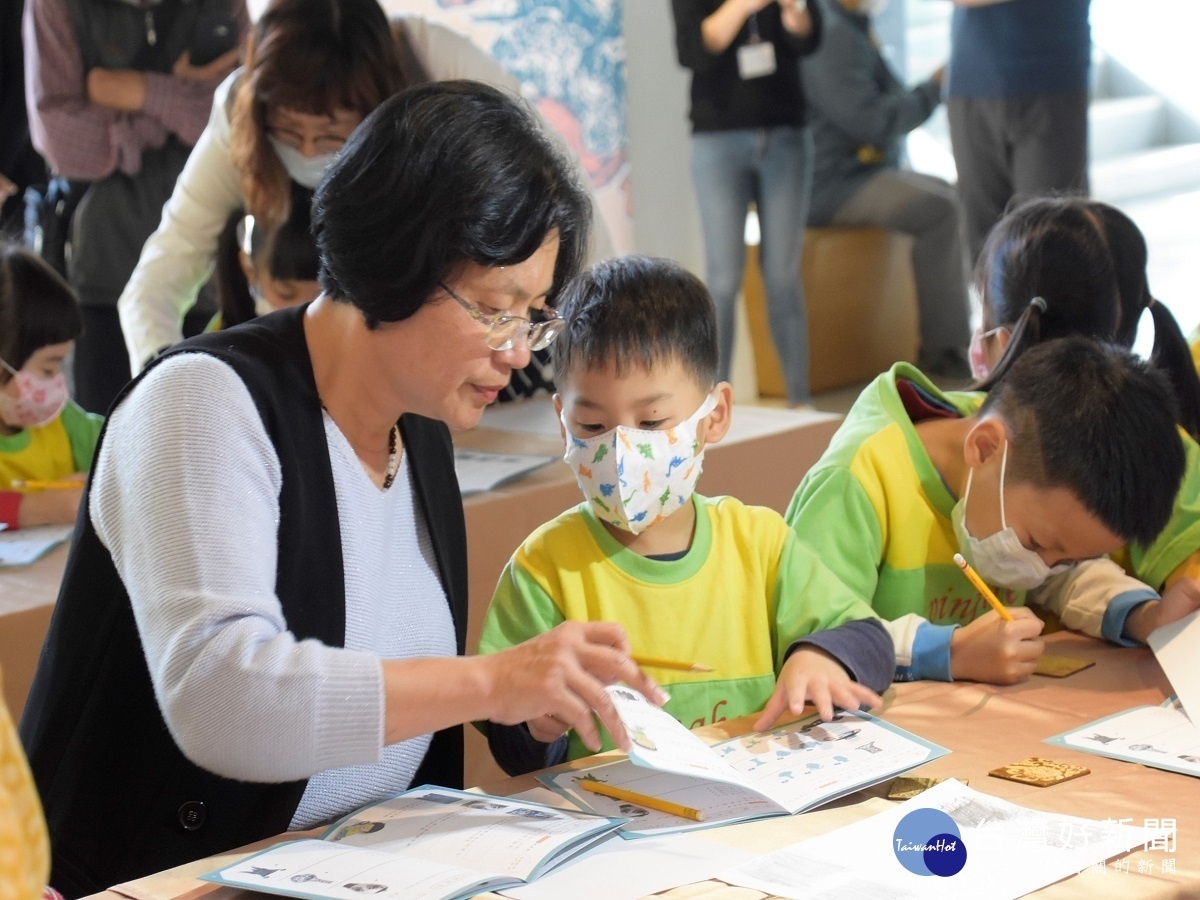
[802,0,941,224]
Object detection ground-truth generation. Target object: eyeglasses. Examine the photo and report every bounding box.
[438,281,564,352]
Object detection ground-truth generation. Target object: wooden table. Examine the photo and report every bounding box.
[0,542,68,717]
[93,632,1200,899]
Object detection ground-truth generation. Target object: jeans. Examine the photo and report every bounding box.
[691,126,813,404]
[828,169,972,355]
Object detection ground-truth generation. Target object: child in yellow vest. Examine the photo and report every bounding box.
[0,663,52,899]
[0,245,102,530]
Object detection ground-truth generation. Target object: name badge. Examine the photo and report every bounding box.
[737,41,776,80]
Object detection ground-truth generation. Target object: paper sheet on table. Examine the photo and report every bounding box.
[453,448,555,495]
[0,524,72,567]
[718,779,1168,900]
[1046,696,1200,777]
[1149,608,1200,722]
[498,834,752,900]
[478,398,560,437]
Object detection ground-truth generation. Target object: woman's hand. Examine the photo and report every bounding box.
[754,646,880,732]
[949,607,1045,684]
[479,621,667,752]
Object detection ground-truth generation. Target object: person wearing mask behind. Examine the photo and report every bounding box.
[24,0,249,414]
[117,0,615,379]
[802,0,971,380]
[0,244,103,531]
[940,0,1092,263]
[210,183,321,331]
[969,197,1200,645]
[670,0,823,408]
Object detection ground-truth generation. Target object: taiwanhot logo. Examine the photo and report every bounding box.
[893,808,967,877]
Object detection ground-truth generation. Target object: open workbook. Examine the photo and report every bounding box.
[541,686,947,838]
[202,787,623,900]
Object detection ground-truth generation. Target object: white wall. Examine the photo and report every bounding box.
[622,1,704,272]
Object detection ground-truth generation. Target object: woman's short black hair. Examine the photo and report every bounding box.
[0,242,82,375]
[312,80,592,328]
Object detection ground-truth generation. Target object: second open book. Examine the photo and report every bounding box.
[541,685,947,838]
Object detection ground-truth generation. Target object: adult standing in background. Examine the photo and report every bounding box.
[803,0,971,380]
[24,0,248,413]
[671,0,823,407]
[117,0,616,379]
[1,0,46,236]
[21,80,661,897]
[943,0,1092,263]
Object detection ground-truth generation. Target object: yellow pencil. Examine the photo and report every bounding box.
[577,779,705,822]
[953,553,1014,621]
[631,655,713,673]
[10,478,81,490]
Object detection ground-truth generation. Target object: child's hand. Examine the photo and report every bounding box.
[753,646,881,732]
[949,607,1044,684]
[1126,578,1200,644]
[17,485,84,528]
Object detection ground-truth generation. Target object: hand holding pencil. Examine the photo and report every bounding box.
[949,554,1045,684]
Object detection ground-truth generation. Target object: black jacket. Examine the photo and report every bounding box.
[20,307,467,896]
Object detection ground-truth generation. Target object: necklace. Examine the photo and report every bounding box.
[382,424,400,490]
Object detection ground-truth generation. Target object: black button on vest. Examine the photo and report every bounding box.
[177,800,206,831]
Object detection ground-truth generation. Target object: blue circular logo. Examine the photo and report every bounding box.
[893,808,967,877]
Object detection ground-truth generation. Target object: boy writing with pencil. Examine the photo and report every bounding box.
[784,336,1187,684]
[477,255,893,776]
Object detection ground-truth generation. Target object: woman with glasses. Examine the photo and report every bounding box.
[116,0,587,379]
[22,81,663,897]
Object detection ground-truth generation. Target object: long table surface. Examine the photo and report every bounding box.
[93,631,1200,899]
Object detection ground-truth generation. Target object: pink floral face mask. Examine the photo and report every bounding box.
[0,358,69,428]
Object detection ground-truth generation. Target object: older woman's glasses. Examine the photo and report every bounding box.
[438,281,564,352]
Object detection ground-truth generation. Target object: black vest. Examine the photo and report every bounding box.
[20,308,467,897]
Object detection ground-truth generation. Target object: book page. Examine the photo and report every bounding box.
[541,701,945,839]
[1047,701,1200,777]
[1149,608,1200,722]
[0,524,72,567]
[320,787,619,881]
[605,686,755,788]
[718,710,946,813]
[205,839,504,900]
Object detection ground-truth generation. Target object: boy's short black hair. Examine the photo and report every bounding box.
[552,255,718,388]
[0,242,82,374]
[980,336,1184,547]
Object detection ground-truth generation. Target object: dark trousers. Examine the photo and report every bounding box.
[73,302,214,415]
[948,90,1089,264]
[73,306,130,415]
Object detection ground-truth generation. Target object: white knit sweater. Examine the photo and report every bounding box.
[92,353,454,829]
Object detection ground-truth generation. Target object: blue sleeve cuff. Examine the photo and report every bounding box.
[896,621,958,682]
[1104,589,1159,647]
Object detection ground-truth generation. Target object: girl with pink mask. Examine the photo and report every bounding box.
[0,244,102,530]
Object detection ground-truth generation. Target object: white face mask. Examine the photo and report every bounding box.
[950,441,1073,590]
[563,392,719,535]
[268,137,338,190]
